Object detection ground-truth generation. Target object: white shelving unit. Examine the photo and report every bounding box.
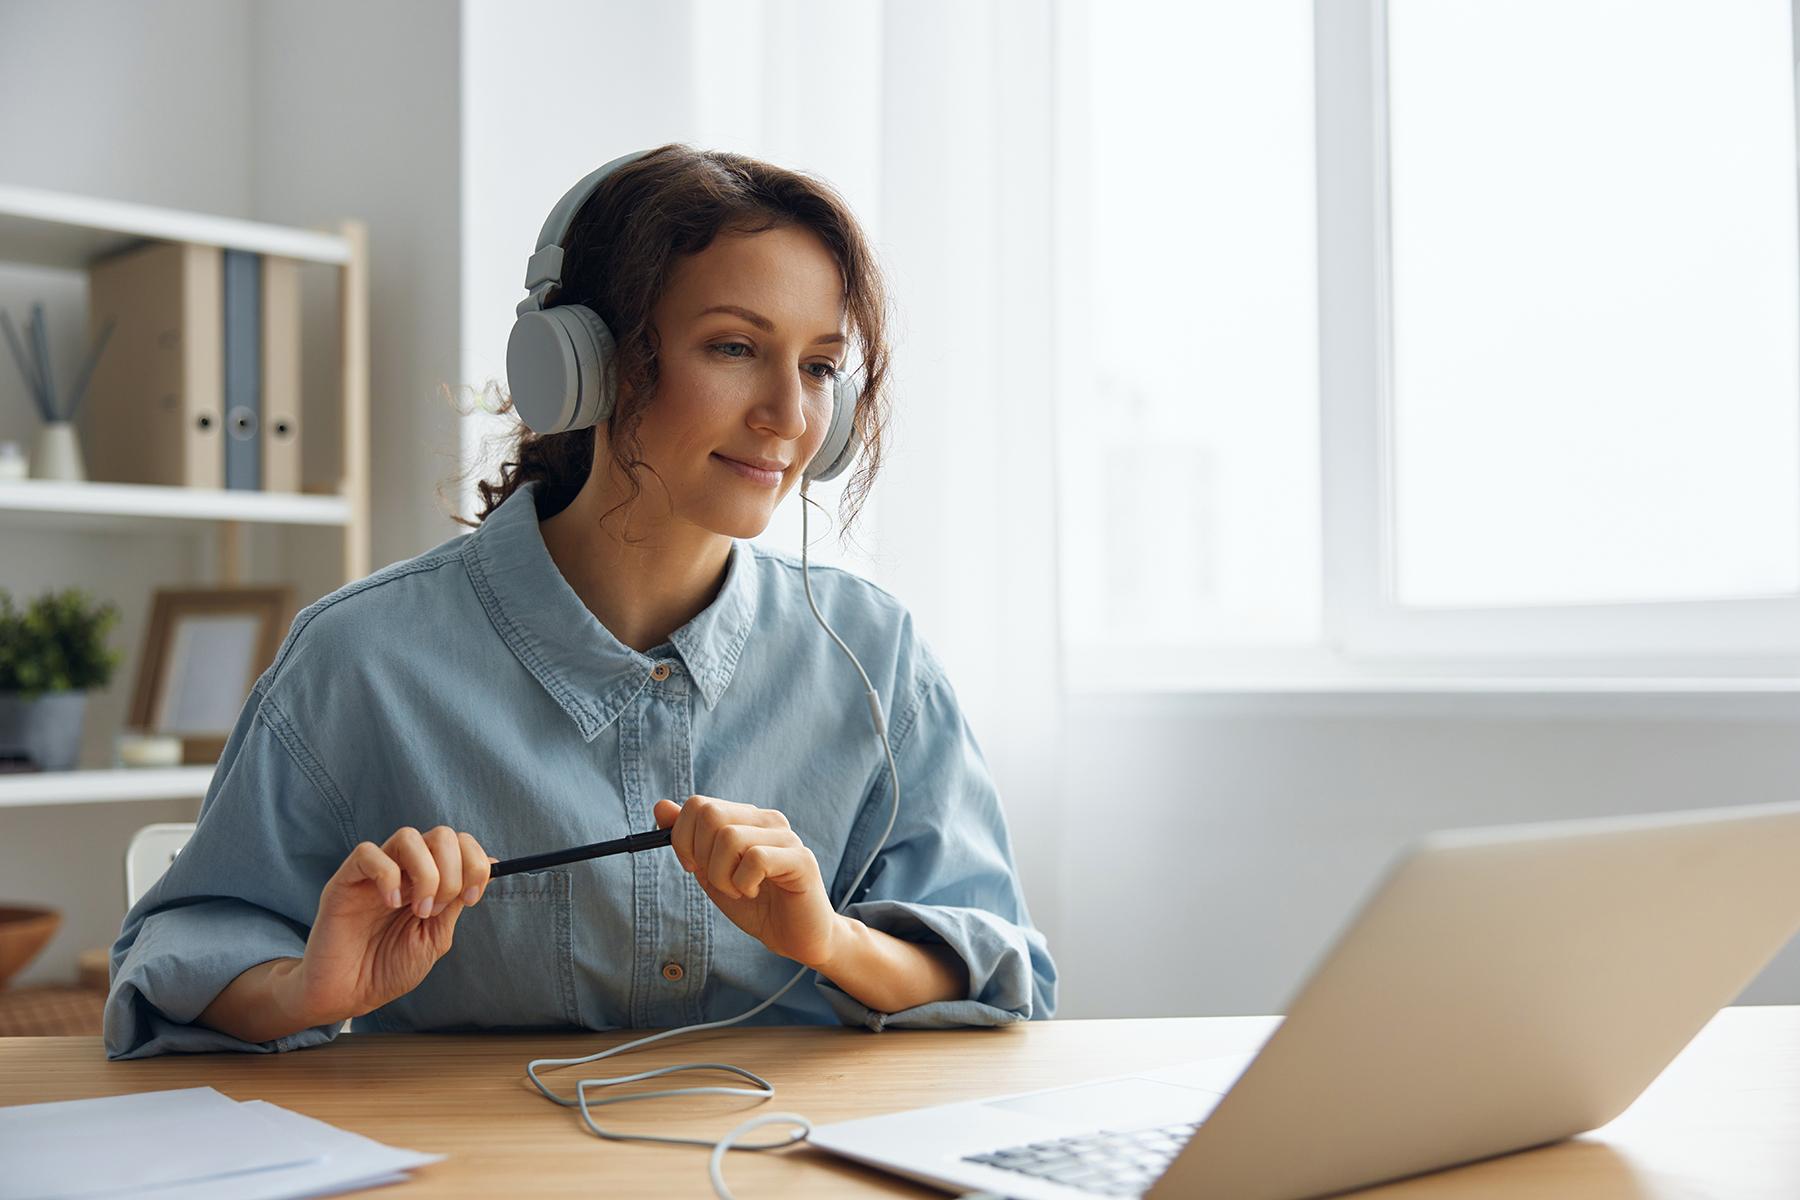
[0,479,351,531]
[0,184,353,270]
[0,184,370,810]
[0,766,215,810]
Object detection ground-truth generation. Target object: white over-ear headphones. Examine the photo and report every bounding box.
[505,148,863,484]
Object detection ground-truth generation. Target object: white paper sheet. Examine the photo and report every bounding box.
[107,1101,443,1200]
[0,1087,316,1200]
[0,1088,443,1200]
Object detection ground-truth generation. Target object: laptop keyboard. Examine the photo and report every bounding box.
[962,1119,1202,1195]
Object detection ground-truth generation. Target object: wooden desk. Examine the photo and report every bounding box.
[4,1007,1798,1198]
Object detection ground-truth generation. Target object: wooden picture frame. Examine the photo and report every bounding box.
[128,586,294,764]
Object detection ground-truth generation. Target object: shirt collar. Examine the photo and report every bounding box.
[463,480,759,739]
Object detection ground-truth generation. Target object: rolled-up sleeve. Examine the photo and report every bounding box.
[816,663,1058,1030]
[105,680,355,1059]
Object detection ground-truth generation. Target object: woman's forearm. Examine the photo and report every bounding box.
[810,916,969,1014]
[198,923,966,1037]
[196,957,321,1044]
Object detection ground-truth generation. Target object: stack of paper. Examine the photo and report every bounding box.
[0,1087,442,1200]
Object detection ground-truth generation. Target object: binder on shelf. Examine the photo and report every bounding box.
[222,249,261,491]
[80,241,304,494]
[261,255,303,494]
[80,241,224,489]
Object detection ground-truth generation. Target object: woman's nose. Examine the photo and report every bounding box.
[750,370,809,440]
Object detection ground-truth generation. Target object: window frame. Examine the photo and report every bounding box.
[1054,0,1800,688]
[1318,0,1800,669]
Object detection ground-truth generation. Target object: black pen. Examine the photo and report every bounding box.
[489,827,673,879]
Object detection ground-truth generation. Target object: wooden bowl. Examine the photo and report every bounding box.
[0,906,61,991]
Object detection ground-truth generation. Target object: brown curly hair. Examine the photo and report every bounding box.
[452,143,893,538]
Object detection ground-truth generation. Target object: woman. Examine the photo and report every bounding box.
[105,144,1056,1059]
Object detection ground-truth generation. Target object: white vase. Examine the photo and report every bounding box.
[29,422,86,482]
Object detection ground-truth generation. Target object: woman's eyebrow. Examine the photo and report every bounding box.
[697,304,845,345]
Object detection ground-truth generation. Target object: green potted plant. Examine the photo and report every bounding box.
[0,588,122,771]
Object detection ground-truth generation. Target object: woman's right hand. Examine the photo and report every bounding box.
[280,825,494,1027]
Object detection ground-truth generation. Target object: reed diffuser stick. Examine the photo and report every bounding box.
[0,309,48,421]
[64,317,113,425]
[29,304,57,422]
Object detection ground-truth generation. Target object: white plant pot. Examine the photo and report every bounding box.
[29,422,86,482]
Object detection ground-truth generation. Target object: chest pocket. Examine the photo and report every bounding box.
[372,868,579,1032]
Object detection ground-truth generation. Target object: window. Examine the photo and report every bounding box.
[1061,0,1800,680]
[1326,0,1800,663]
[1386,0,1800,612]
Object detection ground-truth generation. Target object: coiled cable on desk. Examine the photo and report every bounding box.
[523,480,901,1200]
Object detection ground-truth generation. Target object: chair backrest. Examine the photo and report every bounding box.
[126,822,195,909]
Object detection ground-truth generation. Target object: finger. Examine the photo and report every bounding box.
[683,796,788,879]
[729,843,777,899]
[731,843,818,900]
[457,832,491,906]
[424,826,464,913]
[383,826,439,919]
[337,841,404,909]
[689,797,722,882]
[704,823,751,898]
[665,797,700,874]
[694,795,790,830]
[688,796,763,877]
[652,799,695,874]
[706,824,799,900]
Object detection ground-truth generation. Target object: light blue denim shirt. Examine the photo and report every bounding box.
[105,480,1056,1058]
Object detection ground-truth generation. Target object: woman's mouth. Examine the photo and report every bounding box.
[712,453,785,487]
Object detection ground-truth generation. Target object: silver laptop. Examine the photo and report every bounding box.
[810,800,1800,1199]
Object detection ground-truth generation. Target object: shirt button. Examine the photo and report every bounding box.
[650,662,672,681]
[661,961,685,982]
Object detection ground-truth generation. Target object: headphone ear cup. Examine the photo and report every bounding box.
[557,305,618,429]
[804,370,863,484]
[505,304,619,434]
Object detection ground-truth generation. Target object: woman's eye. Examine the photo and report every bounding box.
[712,342,838,382]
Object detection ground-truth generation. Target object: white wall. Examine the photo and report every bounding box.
[1053,692,1800,1018]
[0,0,255,213]
[250,0,463,570]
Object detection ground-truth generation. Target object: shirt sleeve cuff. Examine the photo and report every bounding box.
[812,899,1050,1030]
[104,899,342,1059]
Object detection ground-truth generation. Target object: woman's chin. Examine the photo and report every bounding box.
[697,501,778,541]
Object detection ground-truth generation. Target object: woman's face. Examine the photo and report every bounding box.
[613,223,849,540]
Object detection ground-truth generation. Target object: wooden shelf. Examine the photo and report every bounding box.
[0,479,351,531]
[0,766,213,810]
[0,183,352,271]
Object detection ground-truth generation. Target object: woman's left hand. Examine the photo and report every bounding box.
[654,795,842,968]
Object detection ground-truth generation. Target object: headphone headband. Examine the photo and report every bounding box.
[516,149,655,319]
